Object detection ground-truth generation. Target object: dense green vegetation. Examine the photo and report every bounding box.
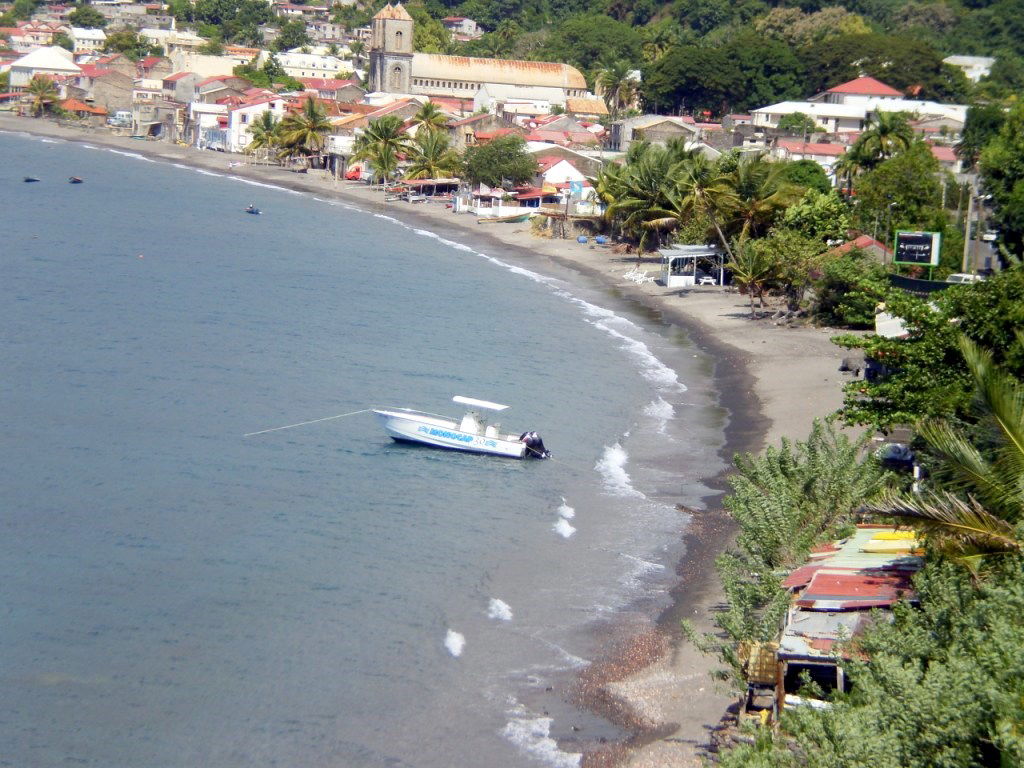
[711,328,1024,767]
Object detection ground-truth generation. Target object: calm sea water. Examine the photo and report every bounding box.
[0,131,726,768]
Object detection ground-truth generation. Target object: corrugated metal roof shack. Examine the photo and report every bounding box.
[755,525,924,716]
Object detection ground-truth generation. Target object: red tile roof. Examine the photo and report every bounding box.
[535,155,567,172]
[830,235,893,256]
[163,71,192,82]
[298,76,357,91]
[139,55,163,70]
[476,128,518,141]
[827,76,902,97]
[61,97,106,115]
[78,64,114,79]
[776,139,847,157]
[930,144,957,163]
[449,112,489,127]
[197,76,230,88]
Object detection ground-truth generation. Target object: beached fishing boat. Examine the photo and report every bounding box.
[477,212,532,224]
[373,396,550,459]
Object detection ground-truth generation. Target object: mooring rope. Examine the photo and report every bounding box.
[244,409,372,437]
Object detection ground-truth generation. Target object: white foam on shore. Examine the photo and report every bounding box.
[595,444,645,498]
[644,397,676,433]
[557,499,575,519]
[228,175,301,194]
[502,710,581,768]
[444,629,465,657]
[553,518,576,538]
[487,598,513,621]
[598,323,686,392]
[106,149,155,162]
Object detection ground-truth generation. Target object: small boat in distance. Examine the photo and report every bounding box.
[24,176,40,183]
[68,177,84,184]
[245,205,260,215]
[373,396,550,459]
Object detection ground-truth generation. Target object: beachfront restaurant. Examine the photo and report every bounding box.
[659,244,723,287]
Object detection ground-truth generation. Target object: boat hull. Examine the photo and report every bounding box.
[373,409,527,458]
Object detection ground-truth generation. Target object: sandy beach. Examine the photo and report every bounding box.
[2,114,852,766]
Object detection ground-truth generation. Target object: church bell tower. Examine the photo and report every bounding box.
[368,3,414,94]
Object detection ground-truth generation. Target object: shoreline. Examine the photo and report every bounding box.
[2,115,849,766]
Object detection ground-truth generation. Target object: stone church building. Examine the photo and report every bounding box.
[368,3,589,104]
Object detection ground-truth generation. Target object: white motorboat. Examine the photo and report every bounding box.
[373,396,550,459]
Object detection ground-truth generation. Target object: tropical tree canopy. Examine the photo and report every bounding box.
[352,115,411,184]
[404,130,461,180]
[26,75,59,118]
[277,97,331,163]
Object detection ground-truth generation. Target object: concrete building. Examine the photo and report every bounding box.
[69,26,106,53]
[226,96,288,153]
[943,55,995,83]
[8,45,80,89]
[270,50,351,79]
[139,26,206,55]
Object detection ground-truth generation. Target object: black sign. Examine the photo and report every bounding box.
[894,231,940,266]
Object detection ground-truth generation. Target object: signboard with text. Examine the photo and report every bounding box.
[893,230,941,266]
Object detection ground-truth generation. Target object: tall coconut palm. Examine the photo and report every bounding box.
[26,75,59,117]
[867,335,1024,571]
[277,96,332,167]
[404,129,461,180]
[409,101,449,134]
[834,142,869,196]
[589,161,628,234]
[668,153,738,259]
[607,147,677,251]
[855,111,915,168]
[352,114,411,186]
[595,59,637,120]
[245,109,280,161]
[725,155,803,241]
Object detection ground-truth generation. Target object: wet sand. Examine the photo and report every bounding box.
[1,114,853,766]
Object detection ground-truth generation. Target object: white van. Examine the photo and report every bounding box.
[945,273,985,284]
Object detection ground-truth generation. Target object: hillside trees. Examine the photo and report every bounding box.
[67,4,107,28]
[979,101,1024,255]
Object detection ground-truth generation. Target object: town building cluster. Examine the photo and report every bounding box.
[1,1,980,201]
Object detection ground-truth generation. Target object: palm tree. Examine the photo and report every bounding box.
[641,23,678,63]
[26,75,59,118]
[409,101,449,134]
[669,153,738,259]
[245,110,281,162]
[725,155,803,241]
[725,239,779,317]
[607,147,677,251]
[348,39,365,66]
[867,335,1024,570]
[589,161,628,234]
[855,111,915,168]
[596,59,637,120]
[404,129,461,180]
[834,142,869,196]
[277,96,332,167]
[352,114,411,186]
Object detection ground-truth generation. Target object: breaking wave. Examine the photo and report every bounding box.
[487,598,513,621]
[502,709,581,768]
[594,443,645,498]
[444,629,465,657]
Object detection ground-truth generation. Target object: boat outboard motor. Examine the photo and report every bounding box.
[519,431,551,459]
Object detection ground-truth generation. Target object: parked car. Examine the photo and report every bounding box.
[946,273,986,284]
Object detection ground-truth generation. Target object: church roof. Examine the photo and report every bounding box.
[412,53,586,91]
[374,3,413,21]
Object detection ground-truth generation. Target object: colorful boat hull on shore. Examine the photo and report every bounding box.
[477,212,532,224]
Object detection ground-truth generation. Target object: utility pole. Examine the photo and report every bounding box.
[962,182,975,273]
